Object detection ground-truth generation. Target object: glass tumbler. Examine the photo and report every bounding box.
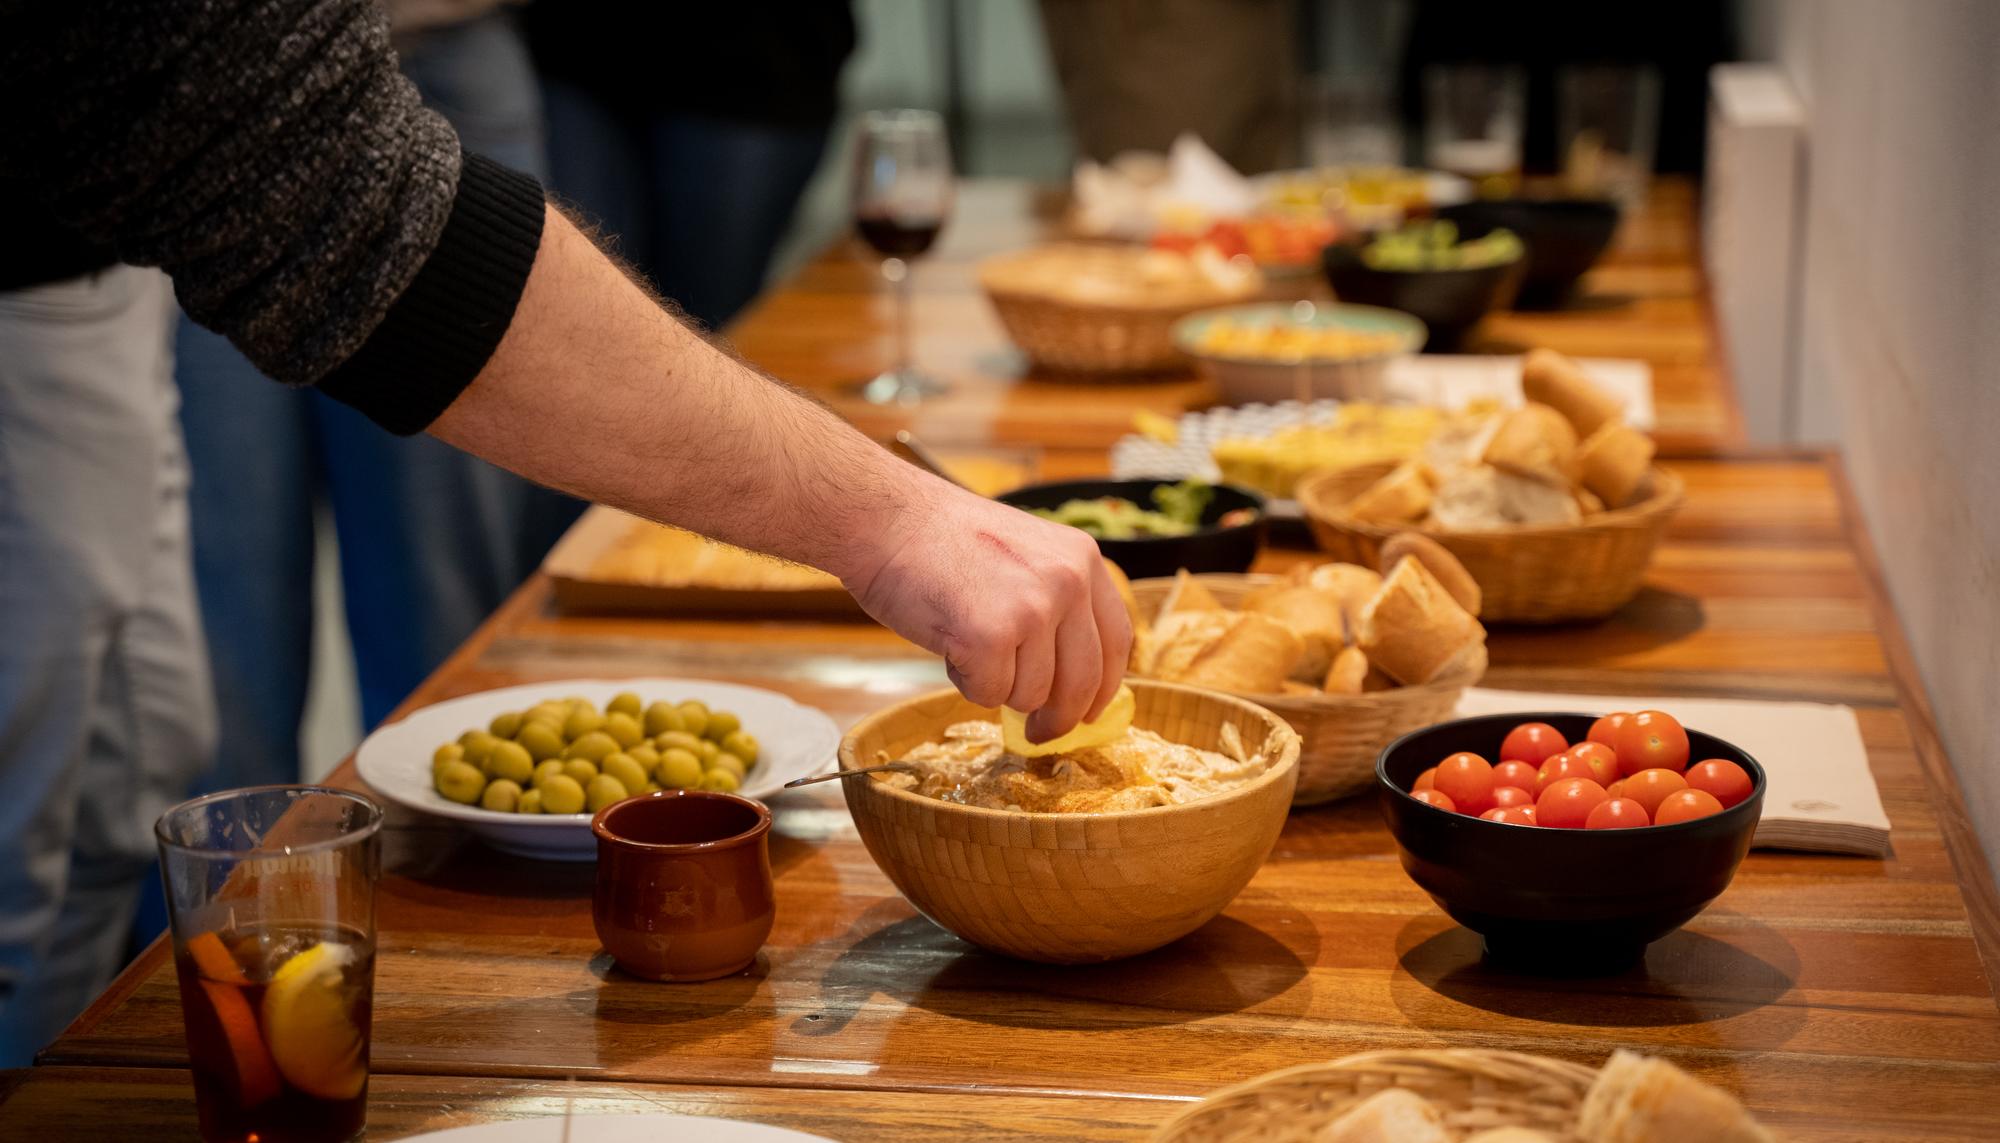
[1424,64,1526,198]
[156,786,384,1143]
[1558,65,1661,208]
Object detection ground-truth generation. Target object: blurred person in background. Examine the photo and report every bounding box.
[1038,0,1300,174]
[524,1,856,328]
[173,0,584,795]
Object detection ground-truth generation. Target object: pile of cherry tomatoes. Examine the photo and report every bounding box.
[1407,711,1755,829]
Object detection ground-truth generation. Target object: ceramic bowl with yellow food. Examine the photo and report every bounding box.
[1176,302,1425,405]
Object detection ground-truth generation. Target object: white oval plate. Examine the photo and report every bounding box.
[356,678,840,861]
[402,1114,835,1143]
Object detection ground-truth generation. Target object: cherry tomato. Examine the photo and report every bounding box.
[1585,798,1652,829]
[1493,759,1540,792]
[1535,778,1609,829]
[1588,711,1632,748]
[1480,806,1538,826]
[1535,751,1598,795]
[1611,710,1691,776]
[1655,788,1726,825]
[1412,767,1437,793]
[1620,768,1688,817]
[1411,789,1457,813]
[1605,778,1627,799]
[1567,741,1621,787]
[1489,784,1535,809]
[1433,752,1496,815]
[1686,759,1754,808]
[1500,722,1569,767]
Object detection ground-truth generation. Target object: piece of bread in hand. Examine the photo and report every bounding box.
[1315,1088,1451,1143]
[1345,461,1434,525]
[1483,402,1579,487]
[1578,1051,1775,1143]
[1358,556,1487,685]
[1170,612,1304,694]
[1242,583,1346,683]
[1522,347,1623,437]
[1378,532,1482,616]
[1577,420,1657,508]
[1322,645,1369,694]
[1159,568,1225,617]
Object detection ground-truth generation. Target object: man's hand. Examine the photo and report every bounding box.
[843,477,1132,743]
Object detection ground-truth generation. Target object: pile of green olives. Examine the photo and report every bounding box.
[430,692,761,815]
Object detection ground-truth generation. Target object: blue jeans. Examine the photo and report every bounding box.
[174,10,581,794]
[543,81,833,329]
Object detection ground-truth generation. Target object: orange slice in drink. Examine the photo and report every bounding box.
[186,932,248,984]
[260,942,367,1101]
[197,980,282,1107]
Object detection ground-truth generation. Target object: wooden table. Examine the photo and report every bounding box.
[12,181,2000,1141]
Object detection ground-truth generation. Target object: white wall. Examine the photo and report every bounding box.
[1744,0,2000,882]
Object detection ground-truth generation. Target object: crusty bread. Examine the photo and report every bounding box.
[1361,666,1398,692]
[1522,347,1622,437]
[1378,532,1482,616]
[1148,611,1235,679]
[1428,465,1508,530]
[1322,645,1369,694]
[1358,557,1487,685]
[1170,612,1303,694]
[1281,680,1322,697]
[1494,469,1583,526]
[1159,568,1225,617]
[1483,402,1579,487]
[1302,562,1384,641]
[1315,1088,1451,1143]
[1422,410,1504,475]
[1242,583,1346,683]
[1578,1051,1775,1143]
[1577,420,1657,508]
[1345,461,1434,524]
[1575,486,1606,514]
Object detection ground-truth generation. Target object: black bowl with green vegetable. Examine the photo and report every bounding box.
[1322,220,1524,350]
[998,478,1266,580]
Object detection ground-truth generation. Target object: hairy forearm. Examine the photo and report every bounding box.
[429,205,939,586]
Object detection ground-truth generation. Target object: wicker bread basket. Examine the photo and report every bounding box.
[1130,574,1480,805]
[1297,461,1685,623]
[978,245,1260,374]
[1150,1049,1597,1142]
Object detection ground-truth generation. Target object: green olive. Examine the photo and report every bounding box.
[720,731,759,765]
[564,731,618,763]
[699,769,740,793]
[563,758,600,786]
[517,788,544,814]
[627,745,660,773]
[696,739,721,763]
[487,740,534,785]
[432,742,465,774]
[585,774,631,813]
[458,730,500,768]
[603,712,645,749]
[539,774,586,815]
[657,749,703,789]
[606,691,643,719]
[643,701,686,737]
[488,711,524,740]
[704,711,742,740]
[480,779,523,812]
[526,700,570,725]
[562,706,606,741]
[656,731,704,756]
[516,721,566,762]
[602,752,648,793]
[531,759,566,790]
[435,760,486,805]
[677,699,711,718]
[564,696,597,714]
[708,752,747,781]
[676,706,710,739]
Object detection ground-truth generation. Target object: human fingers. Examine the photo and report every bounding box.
[941,611,1018,709]
[1025,597,1103,744]
[1083,560,1132,720]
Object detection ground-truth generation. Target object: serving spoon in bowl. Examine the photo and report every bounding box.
[783,760,919,789]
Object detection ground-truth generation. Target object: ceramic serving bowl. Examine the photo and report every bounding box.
[839,679,1301,963]
[1172,302,1426,405]
[997,478,1267,580]
[1438,197,1621,309]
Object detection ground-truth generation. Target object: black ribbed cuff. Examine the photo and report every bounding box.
[318,151,546,435]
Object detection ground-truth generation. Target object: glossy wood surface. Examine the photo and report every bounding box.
[12,182,2000,1141]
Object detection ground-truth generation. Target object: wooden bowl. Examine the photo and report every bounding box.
[1297,461,1685,623]
[838,680,1301,963]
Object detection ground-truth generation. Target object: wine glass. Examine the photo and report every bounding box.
[851,109,954,406]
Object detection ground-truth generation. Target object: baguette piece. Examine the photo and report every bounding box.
[1428,465,1508,531]
[1314,1088,1451,1143]
[1170,612,1303,694]
[1159,568,1225,617]
[1147,611,1236,679]
[1302,562,1384,641]
[1494,469,1584,526]
[1358,556,1487,685]
[1242,583,1346,683]
[1578,1051,1775,1143]
[1577,420,1657,508]
[1345,461,1434,525]
[1483,402,1579,487]
[1378,532,1482,616]
[1361,666,1398,692]
[1522,347,1622,437]
[1322,645,1369,694]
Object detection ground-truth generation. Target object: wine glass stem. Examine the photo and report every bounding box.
[890,258,913,375]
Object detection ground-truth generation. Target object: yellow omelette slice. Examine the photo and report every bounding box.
[1002,685,1136,758]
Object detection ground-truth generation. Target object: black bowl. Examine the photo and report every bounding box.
[997,479,1266,581]
[1377,712,1765,975]
[1437,198,1621,309]
[1320,242,1522,350]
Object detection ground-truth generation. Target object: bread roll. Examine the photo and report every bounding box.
[1242,583,1346,683]
[1322,645,1369,694]
[1522,347,1622,437]
[1148,611,1236,679]
[1494,469,1583,526]
[1315,1088,1451,1143]
[1483,402,1579,487]
[1358,556,1487,685]
[1159,568,1225,616]
[1575,486,1606,515]
[1303,562,1384,641]
[1171,612,1303,694]
[1578,1051,1775,1143]
[1281,680,1321,697]
[1378,532,1481,616]
[1346,461,1434,525]
[1361,666,1398,692]
[1577,420,1657,508]
[1423,410,1504,476]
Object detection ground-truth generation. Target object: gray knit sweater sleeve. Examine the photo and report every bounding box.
[1,0,548,432]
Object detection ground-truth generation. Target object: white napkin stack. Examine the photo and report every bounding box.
[1454,688,1892,857]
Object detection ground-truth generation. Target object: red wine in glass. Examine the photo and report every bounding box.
[850,109,953,405]
[855,212,943,260]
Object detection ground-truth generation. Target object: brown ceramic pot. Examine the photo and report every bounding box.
[590,790,774,981]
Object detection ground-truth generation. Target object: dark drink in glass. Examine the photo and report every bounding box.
[850,109,954,405]
[855,212,943,260]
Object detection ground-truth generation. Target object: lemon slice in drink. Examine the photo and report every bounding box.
[260,941,367,1101]
[1001,685,1135,758]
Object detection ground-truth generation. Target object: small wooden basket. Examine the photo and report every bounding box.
[1149,1049,1597,1143]
[1297,462,1685,623]
[1130,574,1480,805]
[978,246,1258,375]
